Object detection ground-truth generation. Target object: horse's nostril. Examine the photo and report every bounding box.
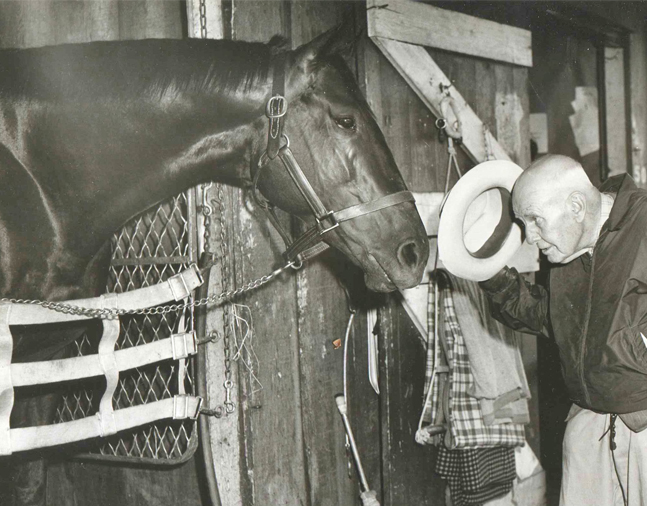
[398,241,420,268]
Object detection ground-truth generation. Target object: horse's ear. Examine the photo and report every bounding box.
[292,23,360,73]
[268,35,291,55]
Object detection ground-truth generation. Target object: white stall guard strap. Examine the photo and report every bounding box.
[6,395,202,455]
[98,306,121,437]
[0,264,202,455]
[7,264,203,325]
[0,305,13,456]
[11,332,197,387]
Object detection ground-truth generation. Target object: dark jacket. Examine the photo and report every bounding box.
[481,174,647,414]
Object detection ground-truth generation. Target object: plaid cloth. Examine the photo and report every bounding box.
[419,271,526,448]
[436,445,516,506]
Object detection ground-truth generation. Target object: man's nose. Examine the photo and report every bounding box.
[524,225,540,245]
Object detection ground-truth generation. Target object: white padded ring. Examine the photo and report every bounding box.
[438,160,524,282]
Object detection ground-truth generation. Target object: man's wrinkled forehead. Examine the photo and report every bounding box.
[512,184,548,218]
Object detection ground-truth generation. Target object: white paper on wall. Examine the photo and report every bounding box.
[569,86,600,157]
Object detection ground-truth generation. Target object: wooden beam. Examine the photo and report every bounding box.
[367,0,532,67]
[372,36,511,164]
[604,46,629,176]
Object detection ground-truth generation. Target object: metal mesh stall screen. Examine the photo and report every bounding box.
[55,191,199,464]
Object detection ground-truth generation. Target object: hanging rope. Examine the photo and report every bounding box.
[436,94,463,194]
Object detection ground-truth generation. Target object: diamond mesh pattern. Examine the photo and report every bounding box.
[55,192,199,463]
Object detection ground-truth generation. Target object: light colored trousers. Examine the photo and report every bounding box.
[561,407,647,506]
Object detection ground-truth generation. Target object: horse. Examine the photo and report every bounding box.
[0,26,429,505]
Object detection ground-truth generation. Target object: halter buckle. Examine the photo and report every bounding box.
[266,95,288,119]
[316,212,339,235]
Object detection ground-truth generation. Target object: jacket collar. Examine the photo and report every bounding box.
[599,174,639,232]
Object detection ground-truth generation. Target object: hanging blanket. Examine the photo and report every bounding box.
[418,271,527,448]
[435,445,516,506]
[451,275,531,426]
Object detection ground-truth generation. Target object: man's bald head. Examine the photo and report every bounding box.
[511,155,601,264]
[513,155,596,210]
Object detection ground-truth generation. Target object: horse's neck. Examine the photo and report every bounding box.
[0,40,275,258]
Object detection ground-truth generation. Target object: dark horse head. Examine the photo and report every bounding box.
[251,28,429,292]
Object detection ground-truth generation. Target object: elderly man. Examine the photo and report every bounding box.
[480,154,647,506]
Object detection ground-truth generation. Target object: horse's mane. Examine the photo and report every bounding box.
[0,38,278,102]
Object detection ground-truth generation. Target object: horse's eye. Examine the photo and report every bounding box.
[335,116,356,131]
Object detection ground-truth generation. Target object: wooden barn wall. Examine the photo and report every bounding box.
[358,7,536,506]
[212,2,536,505]
[0,2,537,506]
[218,3,381,505]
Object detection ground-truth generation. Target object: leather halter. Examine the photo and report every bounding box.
[253,55,415,265]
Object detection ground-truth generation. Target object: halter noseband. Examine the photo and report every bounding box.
[253,55,415,266]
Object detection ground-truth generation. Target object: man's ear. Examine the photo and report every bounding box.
[568,192,587,222]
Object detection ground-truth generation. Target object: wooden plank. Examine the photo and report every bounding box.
[362,21,444,505]
[296,258,356,504]
[604,46,628,176]
[366,0,532,67]
[232,0,285,43]
[201,189,246,506]
[290,4,370,505]
[0,1,55,48]
[345,287,382,506]
[495,64,529,166]
[117,1,184,40]
[378,297,444,506]
[228,4,308,506]
[231,195,307,506]
[372,36,512,164]
[184,5,246,505]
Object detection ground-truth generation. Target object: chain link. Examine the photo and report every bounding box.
[0,262,293,320]
[200,182,213,257]
[198,0,208,39]
[214,184,235,414]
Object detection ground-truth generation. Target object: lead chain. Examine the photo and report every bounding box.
[0,262,293,319]
[215,184,235,414]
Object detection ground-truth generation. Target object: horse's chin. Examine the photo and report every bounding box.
[364,273,397,293]
[364,270,425,293]
[353,250,427,293]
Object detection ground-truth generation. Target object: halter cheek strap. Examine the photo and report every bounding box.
[265,54,287,160]
[255,55,415,265]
